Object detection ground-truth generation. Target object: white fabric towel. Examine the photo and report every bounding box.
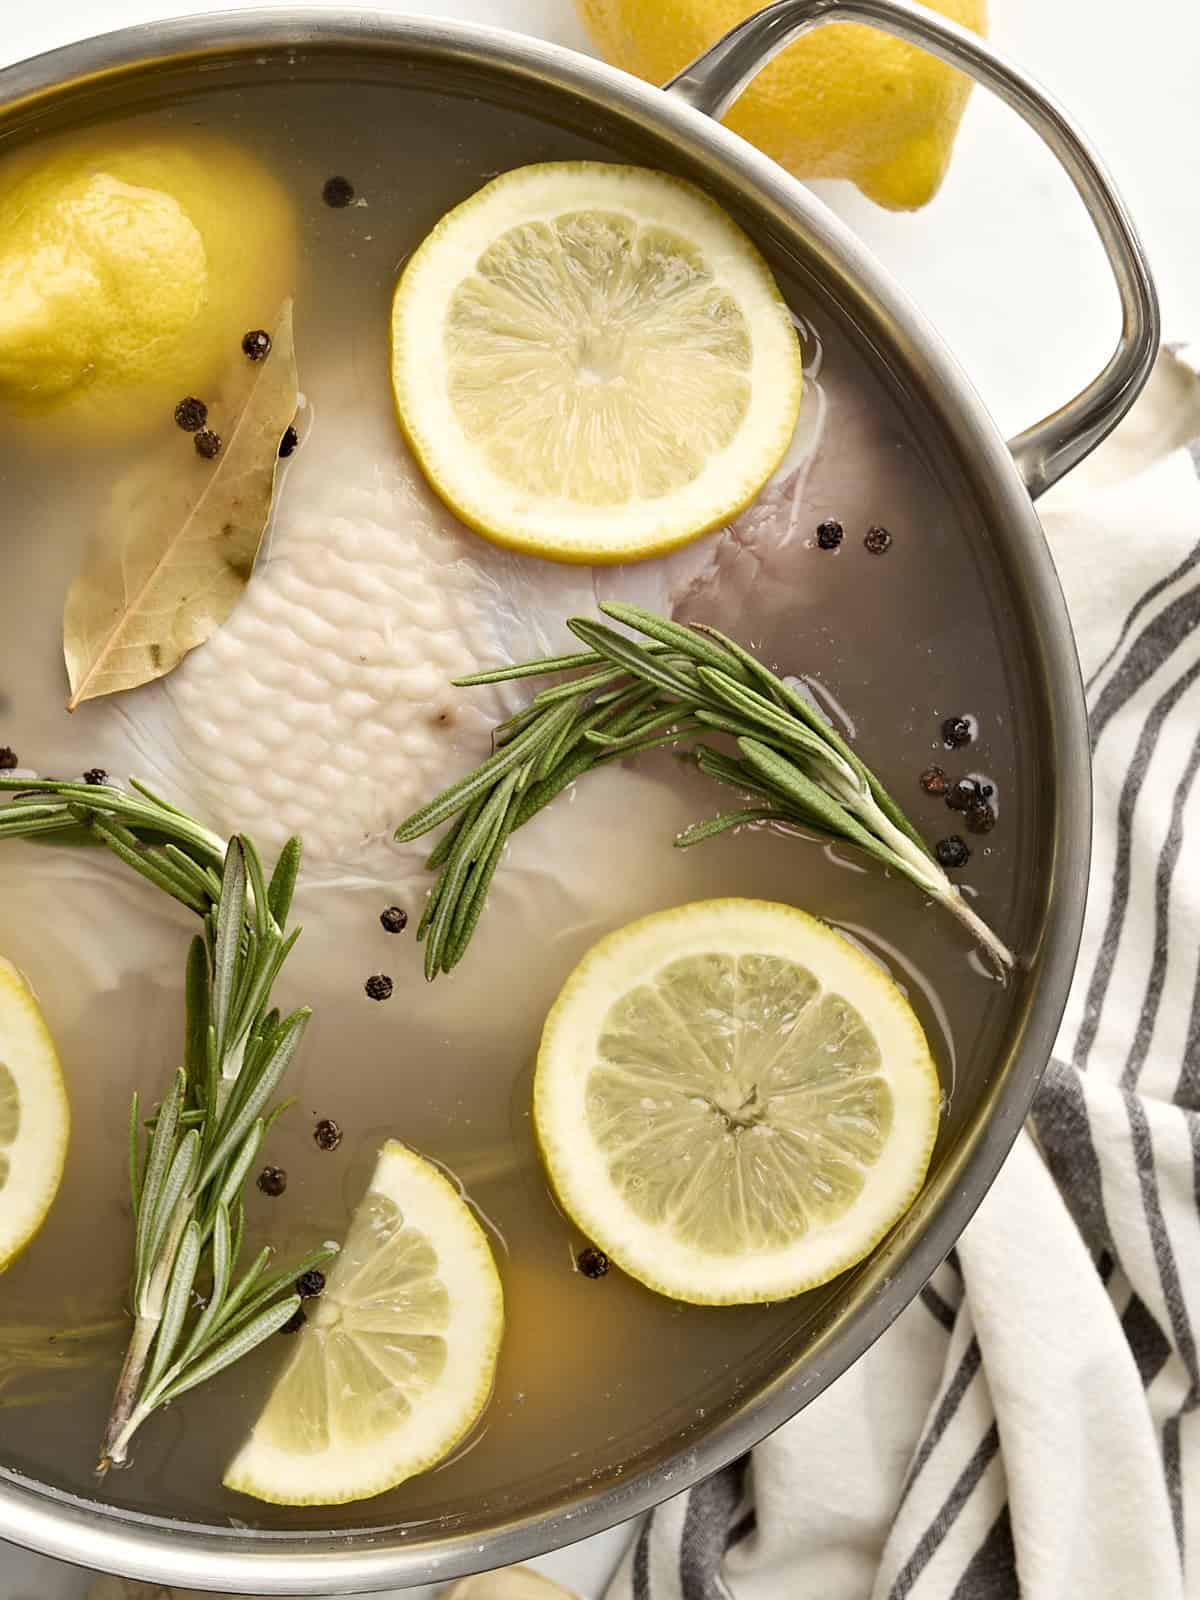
[605,349,1200,1600]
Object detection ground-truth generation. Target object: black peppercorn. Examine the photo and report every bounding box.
[174,396,208,432]
[816,518,844,550]
[257,1165,287,1197]
[278,424,299,459]
[296,1269,326,1300]
[365,973,393,1001]
[314,1118,342,1152]
[380,906,408,934]
[967,803,996,835]
[942,716,973,749]
[83,767,108,786]
[864,524,893,555]
[936,835,971,869]
[194,429,222,460]
[322,175,355,208]
[577,1246,610,1279]
[242,329,272,362]
[280,1307,307,1335]
[0,747,18,771]
[946,778,981,813]
[919,765,949,797]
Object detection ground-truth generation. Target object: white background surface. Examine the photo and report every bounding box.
[2,0,1198,1595]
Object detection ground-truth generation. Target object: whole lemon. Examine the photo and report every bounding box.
[0,131,296,435]
[576,0,986,210]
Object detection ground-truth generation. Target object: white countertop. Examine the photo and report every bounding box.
[2,1,1198,1595]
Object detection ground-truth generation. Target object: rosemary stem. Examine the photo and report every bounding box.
[105,1400,154,1472]
[934,886,1017,972]
[848,786,943,892]
[98,1313,157,1472]
[103,1189,194,1467]
[849,786,1014,968]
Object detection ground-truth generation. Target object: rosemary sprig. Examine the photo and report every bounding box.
[0,776,334,1470]
[394,602,1014,975]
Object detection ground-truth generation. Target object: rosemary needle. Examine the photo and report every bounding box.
[394,602,1014,976]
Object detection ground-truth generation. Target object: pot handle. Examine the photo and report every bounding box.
[664,0,1160,499]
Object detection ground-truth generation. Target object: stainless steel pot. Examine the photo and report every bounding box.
[0,1,1157,1590]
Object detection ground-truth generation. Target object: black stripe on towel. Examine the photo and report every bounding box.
[897,1338,982,1510]
[1084,540,1200,697]
[1121,727,1200,1090]
[680,1465,742,1600]
[1159,1110,1200,1551]
[1121,1294,1172,1388]
[1127,1092,1200,1553]
[632,1510,654,1600]
[726,1508,757,1550]
[1031,1060,1115,1261]
[889,1422,1001,1600]
[950,1504,1017,1600]
[1073,656,1200,1069]
[1088,581,1200,753]
[1164,1415,1184,1556]
[920,1284,957,1333]
[1126,1093,1199,1390]
[1175,950,1200,1110]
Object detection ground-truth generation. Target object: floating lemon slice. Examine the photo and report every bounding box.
[225,1141,503,1506]
[0,958,70,1272]
[390,162,803,564]
[534,900,939,1304]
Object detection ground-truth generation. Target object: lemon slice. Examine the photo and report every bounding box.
[534,900,939,1304]
[390,162,803,563]
[224,1141,503,1506]
[0,958,70,1271]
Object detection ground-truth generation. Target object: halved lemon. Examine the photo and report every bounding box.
[390,162,803,564]
[534,900,940,1304]
[0,957,70,1271]
[224,1141,503,1506]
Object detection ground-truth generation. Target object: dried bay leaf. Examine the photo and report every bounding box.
[63,299,298,709]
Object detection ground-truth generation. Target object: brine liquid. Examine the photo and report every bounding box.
[0,70,1042,1534]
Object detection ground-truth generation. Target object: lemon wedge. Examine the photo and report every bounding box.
[390,162,803,563]
[0,958,70,1272]
[534,900,939,1304]
[224,1142,503,1506]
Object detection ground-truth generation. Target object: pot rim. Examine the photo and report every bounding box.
[0,9,1092,1591]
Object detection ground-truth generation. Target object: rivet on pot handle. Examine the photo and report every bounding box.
[665,0,1160,500]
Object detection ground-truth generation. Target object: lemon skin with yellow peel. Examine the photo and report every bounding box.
[576,0,986,211]
[0,130,296,436]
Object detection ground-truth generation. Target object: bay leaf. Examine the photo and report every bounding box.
[63,299,298,709]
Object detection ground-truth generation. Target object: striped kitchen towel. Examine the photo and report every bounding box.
[604,348,1200,1600]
